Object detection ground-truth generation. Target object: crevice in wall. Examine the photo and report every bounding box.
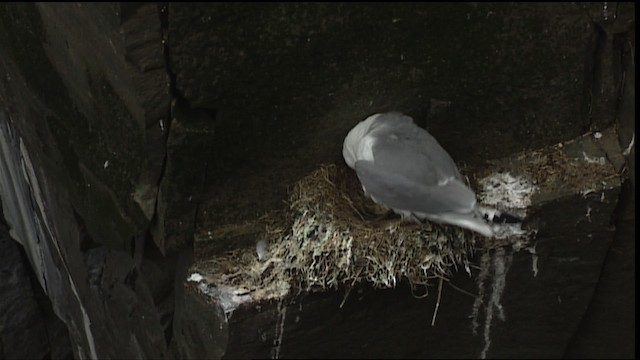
[143,3,174,256]
[149,3,217,255]
[582,3,631,133]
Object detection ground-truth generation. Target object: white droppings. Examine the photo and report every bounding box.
[593,132,602,139]
[103,160,109,169]
[477,172,537,239]
[491,222,528,240]
[472,247,512,359]
[271,301,288,359]
[196,283,254,321]
[528,245,539,277]
[581,188,596,197]
[478,172,537,210]
[187,273,204,282]
[471,252,491,336]
[581,151,606,165]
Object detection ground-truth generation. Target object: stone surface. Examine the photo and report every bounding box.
[193,129,624,358]
[152,99,215,254]
[0,207,72,360]
[168,3,597,230]
[0,3,635,359]
[0,3,176,359]
[564,201,635,358]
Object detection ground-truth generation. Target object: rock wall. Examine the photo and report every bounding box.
[0,3,634,359]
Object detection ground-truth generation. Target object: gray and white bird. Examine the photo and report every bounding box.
[342,111,494,237]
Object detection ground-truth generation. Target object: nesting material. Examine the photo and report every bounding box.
[188,128,624,323]
[191,164,510,315]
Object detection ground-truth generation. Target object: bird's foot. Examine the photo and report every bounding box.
[481,208,524,224]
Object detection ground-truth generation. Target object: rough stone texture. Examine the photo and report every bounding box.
[0,3,178,359]
[0,2,635,359]
[563,201,635,359]
[564,6,635,358]
[152,100,216,254]
[168,3,597,230]
[582,2,635,131]
[172,248,229,360]
[199,130,624,358]
[0,208,72,360]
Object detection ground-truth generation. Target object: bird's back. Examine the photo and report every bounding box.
[367,113,463,187]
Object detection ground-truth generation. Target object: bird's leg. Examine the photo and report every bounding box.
[480,207,524,224]
[376,209,398,221]
[398,212,424,227]
[492,212,524,224]
[357,208,397,222]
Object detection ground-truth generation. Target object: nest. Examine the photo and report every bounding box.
[197,164,484,304]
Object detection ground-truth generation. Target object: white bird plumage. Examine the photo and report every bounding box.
[343,111,494,237]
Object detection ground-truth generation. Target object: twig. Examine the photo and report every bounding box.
[444,278,478,298]
[431,276,444,326]
[340,265,366,308]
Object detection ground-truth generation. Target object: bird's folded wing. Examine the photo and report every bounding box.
[354,160,477,215]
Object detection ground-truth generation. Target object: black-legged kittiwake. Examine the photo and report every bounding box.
[343,111,496,237]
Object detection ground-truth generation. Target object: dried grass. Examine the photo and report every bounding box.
[199,164,481,302]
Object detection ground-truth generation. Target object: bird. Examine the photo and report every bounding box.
[342,111,495,237]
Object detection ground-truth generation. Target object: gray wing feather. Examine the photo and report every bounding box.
[354,160,476,215]
[369,118,463,185]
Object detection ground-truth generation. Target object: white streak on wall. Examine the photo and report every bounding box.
[622,133,635,156]
[528,245,539,277]
[581,151,606,165]
[471,248,513,359]
[471,251,491,335]
[196,282,253,321]
[0,120,47,289]
[0,117,98,359]
[271,300,288,359]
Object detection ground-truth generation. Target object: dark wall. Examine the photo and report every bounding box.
[0,3,634,359]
